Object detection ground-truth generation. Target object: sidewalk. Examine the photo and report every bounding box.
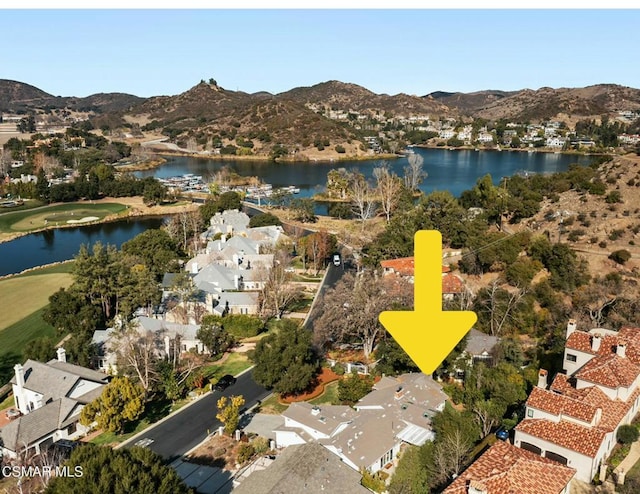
[614,440,640,481]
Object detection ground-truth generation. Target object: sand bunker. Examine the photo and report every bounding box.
[66,216,100,224]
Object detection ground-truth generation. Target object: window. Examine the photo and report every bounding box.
[566,353,577,362]
[527,409,534,418]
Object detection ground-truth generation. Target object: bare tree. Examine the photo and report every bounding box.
[373,164,402,222]
[472,399,506,437]
[433,429,473,482]
[114,325,159,394]
[350,172,377,230]
[259,262,303,319]
[165,211,203,256]
[313,271,413,359]
[403,152,426,191]
[475,279,528,337]
[572,276,622,327]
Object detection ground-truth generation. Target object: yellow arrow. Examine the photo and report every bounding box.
[379,230,477,375]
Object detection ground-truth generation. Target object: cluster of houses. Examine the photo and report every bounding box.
[235,317,640,493]
[1,209,287,461]
[5,226,640,493]
[305,103,640,151]
[93,209,286,372]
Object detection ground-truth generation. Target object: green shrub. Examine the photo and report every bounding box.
[237,443,255,464]
[609,250,632,265]
[606,191,622,203]
[617,424,639,444]
[335,145,346,154]
[223,315,265,338]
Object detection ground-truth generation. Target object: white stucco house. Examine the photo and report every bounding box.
[514,320,640,482]
[0,349,110,459]
[274,373,447,474]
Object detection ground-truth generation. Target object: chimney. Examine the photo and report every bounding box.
[13,364,26,414]
[591,333,602,352]
[311,406,321,416]
[56,347,66,363]
[191,262,199,274]
[566,319,577,339]
[394,386,405,400]
[617,341,627,358]
[537,369,548,389]
[14,363,25,389]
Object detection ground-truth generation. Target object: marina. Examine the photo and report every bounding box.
[158,174,300,199]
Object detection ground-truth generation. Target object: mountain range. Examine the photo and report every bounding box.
[2,78,640,158]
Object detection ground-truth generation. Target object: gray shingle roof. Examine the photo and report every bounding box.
[11,360,107,405]
[233,443,369,494]
[0,398,80,453]
[135,316,200,340]
[465,328,500,356]
[282,403,356,437]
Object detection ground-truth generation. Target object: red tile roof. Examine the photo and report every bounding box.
[576,353,640,389]
[442,273,464,294]
[380,257,451,277]
[443,440,575,494]
[380,257,415,276]
[566,327,640,389]
[527,387,598,424]
[516,419,607,458]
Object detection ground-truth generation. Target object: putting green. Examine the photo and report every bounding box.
[2,203,127,233]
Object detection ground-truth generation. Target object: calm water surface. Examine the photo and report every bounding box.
[1,149,593,276]
[135,148,593,198]
[0,217,165,276]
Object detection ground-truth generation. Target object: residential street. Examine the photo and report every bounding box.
[125,370,270,461]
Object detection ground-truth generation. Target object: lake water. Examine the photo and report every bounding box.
[0,217,165,277]
[0,149,593,276]
[135,148,593,198]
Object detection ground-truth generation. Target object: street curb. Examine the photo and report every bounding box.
[181,390,274,459]
[303,266,331,328]
[115,365,255,449]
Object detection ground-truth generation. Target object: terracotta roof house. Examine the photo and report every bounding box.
[513,320,640,482]
[443,440,576,494]
[0,349,109,458]
[380,256,466,298]
[274,373,447,474]
[233,442,370,494]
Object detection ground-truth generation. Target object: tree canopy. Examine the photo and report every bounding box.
[251,320,319,395]
[45,445,191,494]
[80,376,145,434]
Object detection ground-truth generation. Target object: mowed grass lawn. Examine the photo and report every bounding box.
[0,271,73,331]
[0,202,128,235]
[0,264,74,383]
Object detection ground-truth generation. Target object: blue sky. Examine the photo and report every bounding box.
[2,9,639,98]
